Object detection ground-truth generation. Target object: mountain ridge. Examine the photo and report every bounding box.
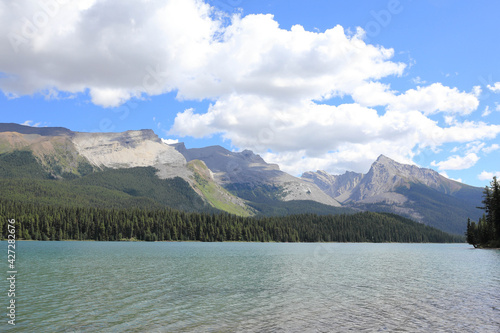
[301,154,483,234]
[0,123,483,233]
[173,143,342,207]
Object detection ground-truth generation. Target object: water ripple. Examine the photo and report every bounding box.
[3,242,499,332]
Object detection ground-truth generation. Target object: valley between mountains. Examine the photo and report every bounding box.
[0,123,482,236]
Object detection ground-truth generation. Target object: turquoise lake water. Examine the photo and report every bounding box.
[1,241,499,332]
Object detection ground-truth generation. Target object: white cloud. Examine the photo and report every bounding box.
[161,138,179,145]
[464,141,485,155]
[482,106,491,117]
[172,93,498,175]
[472,85,482,97]
[89,88,135,108]
[386,83,479,115]
[431,153,480,171]
[22,120,41,127]
[443,115,456,125]
[1,0,407,107]
[1,0,219,106]
[1,0,499,177]
[487,82,500,93]
[439,171,462,183]
[483,144,500,154]
[478,171,500,181]
[412,76,426,85]
[350,81,396,107]
[449,141,499,156]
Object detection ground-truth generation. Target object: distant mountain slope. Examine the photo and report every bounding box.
[302,155,483,234]
[302,170,363,202]
[0,124,252,215]
[186,159,254,216]
[0,123,484,233]
[0,150,214,212]
[173,143,342,209]
[0,129,94,179]
[349,155,467,202]
[0,122,73,136]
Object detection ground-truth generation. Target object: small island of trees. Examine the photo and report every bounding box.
[466,176,500,248]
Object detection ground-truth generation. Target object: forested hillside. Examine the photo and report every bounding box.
[0,200,462,243]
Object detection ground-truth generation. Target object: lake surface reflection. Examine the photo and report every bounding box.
[4,242,499,332]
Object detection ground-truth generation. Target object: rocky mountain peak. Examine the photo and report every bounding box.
[173,144,339,207]
[376,154,390,162]
[71,129,188,175]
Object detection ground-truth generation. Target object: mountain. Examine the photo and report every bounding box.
[302,155,483,234]
[302,170,364,203]
[0,123,341,216]
[0,124,248,213]
[172,143,344,214]
[0,123,483,233]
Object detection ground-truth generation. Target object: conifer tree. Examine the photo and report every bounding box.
[467,176,500,247]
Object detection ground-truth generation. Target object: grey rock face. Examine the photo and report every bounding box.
[303,154,465,204]
[174,145,341,207]
[179,145,280,184]
[302,170,364,202]
[71,130,192,180]
[350,155,461,202]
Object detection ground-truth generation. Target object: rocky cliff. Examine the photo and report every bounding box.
[302,170,364,203]
[0,123,483,231]
[301,154,483,234]
[71,130,192,180]
[349,155,463,202]
[174,144,341,207]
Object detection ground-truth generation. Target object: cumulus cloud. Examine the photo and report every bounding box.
[487,82,500,93]
[161,138,178,145]
[478,171,500,181]
[464,141,485,155]
[1,0,499,176]
[431,153,480,171]
[386,83,479,115]
[483,144,500,154]
[1,0,219,104]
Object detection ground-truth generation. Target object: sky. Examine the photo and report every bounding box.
[1,0,499,187]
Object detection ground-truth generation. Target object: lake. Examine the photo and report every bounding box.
[2,242,499,332]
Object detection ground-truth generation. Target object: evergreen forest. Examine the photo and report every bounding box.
[0,199,462,243]
[466,176,500,248]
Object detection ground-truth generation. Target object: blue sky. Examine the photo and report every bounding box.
[1,0,499,187]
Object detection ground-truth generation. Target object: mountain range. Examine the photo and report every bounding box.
[0,123,483,234]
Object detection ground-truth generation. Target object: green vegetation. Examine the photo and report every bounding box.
[0,148,94,180]
[71,167,210,212]
[0,150,214,213]
[0,150,52,179]
[187,160,254,216]
[466,176,500,248]
[0,199,462,243]
[226,183,354,216]
[0,149,464,243]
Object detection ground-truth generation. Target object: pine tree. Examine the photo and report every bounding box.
[467,176,500,247]
[491,176,500,239]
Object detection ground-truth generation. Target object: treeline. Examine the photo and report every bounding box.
[0,200,462,243]
[466,176,500,248]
